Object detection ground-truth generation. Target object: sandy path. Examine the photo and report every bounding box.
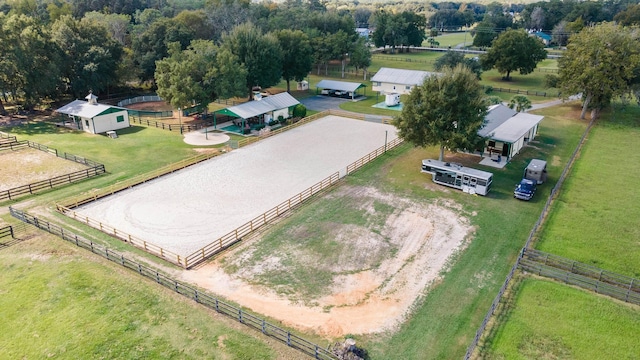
[77,116,398,255]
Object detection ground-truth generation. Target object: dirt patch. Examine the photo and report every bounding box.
[181,185,474,338]
[0,148,89,191]
[125,101,174,112]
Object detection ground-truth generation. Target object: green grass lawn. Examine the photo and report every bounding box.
[0,231,288,359]
[0,121,205,206]
[362,106,585,359]
[536,105,640,277]
[428,32,474,48]
[480,277,640,359]
[210,102,586,358]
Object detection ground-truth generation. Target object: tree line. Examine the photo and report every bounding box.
[1,0,640,116]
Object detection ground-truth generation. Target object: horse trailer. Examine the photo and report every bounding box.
[421,159,494,196]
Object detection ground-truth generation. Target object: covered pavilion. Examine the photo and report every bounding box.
[212,92,300,133]
[315,80,366,100]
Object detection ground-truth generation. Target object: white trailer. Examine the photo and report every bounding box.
[421,159,493,195]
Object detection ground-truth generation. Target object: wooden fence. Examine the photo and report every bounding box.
[464,116,598,359]
[184,172,340,268]
[484,86,552,97]
[0,225,14,239]
[519,261,640,305]
[117,95,163,107]
[57,110,399,268]
[520,249,640,302]
[8,207,338,360]
[346,137,404,175]
[59,151,224,209]
[0,140,107,201]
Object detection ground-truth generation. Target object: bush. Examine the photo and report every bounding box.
[484,85,494,94]
[544,74,559,89]
[292,104,307,118]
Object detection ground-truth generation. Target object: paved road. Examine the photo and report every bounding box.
[300,95,350,111]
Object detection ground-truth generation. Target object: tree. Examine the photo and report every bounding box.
[508,95,532,112]
[276,29,313,92]
[349,36,371,79]
[614,4,640,26]
[83,12,130,45]
[132,18,194,83]
[551,20,570,47]
[558,22,640,119]
[0,14,62,109]
[481,29,547,81]
[472,20,496,48]
[221,23,283,98]
[395,65,488,161]
[434,51,482,79]
[52,15,123,98]
[155,40,247,129]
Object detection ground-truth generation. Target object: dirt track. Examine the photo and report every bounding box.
[182,187,473,337]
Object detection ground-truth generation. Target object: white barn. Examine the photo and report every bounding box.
[370,67,437,95]
[479,104,544,162]
[56,93,130,134]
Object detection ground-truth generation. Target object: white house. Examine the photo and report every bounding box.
[370,67,437,95]
[478,104,544,161]
[56,93,130,134]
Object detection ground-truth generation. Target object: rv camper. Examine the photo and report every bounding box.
[421,159,493,195]
[524,159,547,184]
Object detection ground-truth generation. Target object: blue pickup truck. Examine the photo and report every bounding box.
[514,178,536,201]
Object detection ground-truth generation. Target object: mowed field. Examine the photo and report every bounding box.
[0,228,307,359]
[480,106,640,358]
[1,102,591,359]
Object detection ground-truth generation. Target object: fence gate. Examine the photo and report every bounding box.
[227,140,239,149]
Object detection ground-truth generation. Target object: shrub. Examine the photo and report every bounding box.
[292,104,307,118]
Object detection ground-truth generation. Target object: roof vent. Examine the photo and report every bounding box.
[85,91,98,105]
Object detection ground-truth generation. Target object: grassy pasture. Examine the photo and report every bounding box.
[0,121,205,206]
[211,103,586,358]
[0,229,291,359]
[478,103,640,359]
[481,277,640,359]
[536,105,640,277]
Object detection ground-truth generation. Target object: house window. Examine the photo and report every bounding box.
[116,115,124,123]
[84,119,89,127]
[373,81,381,86]
[405,85,411,90]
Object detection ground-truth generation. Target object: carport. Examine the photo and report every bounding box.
[315,80,366,100]
[213,92,300,134]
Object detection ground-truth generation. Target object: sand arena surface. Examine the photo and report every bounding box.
[77,116,398,255]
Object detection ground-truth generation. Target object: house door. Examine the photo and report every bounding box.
[501,143,509,156]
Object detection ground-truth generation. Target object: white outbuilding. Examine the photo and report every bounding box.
[370,67,437,95]
[56,92,130,134]
[479,104,544,162]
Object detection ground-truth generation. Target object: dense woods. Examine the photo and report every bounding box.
[1,0,639,116]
